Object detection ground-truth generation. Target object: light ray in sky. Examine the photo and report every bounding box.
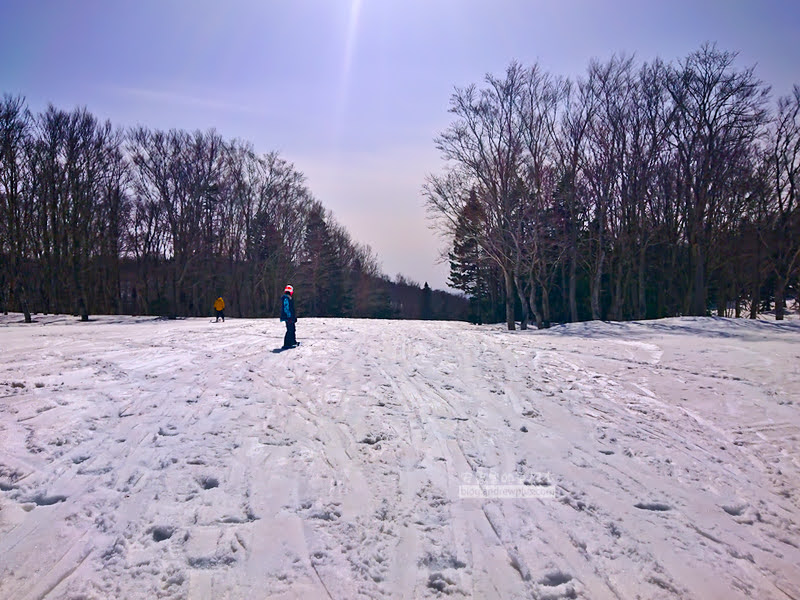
[334,0,364,141]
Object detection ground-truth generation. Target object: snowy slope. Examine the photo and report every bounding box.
[0,314,799,599]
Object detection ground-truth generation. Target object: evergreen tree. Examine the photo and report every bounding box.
[421,282,433,319]
[301,203,345,316]
[448,190,494,322]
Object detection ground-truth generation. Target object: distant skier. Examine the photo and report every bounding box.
[280,285,297,349]
[214,296,225,322]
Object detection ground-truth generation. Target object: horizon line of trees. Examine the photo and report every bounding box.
[0,96,468,323]
[426,44,799,329]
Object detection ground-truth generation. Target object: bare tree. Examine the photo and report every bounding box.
[549,75,596,322]
[666,44,769,316]
[428,62,528,329]
[581,56,635,320]
[0,94,33,321]
[24,106,123,319]
[764,86,800,319]
[515,64,561,328]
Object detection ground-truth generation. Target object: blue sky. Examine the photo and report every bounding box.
[2,0,799,290]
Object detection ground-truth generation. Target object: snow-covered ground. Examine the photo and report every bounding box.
[1,314,799,600]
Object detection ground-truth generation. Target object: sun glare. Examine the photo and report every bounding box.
[336,0,363,125]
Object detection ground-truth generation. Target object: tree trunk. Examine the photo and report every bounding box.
[513,272,528,330]
[541,280,552,328]
[568,246,578,322]
[79,297,88,321]
[528,280,543,329]
[733,270,742,318]
[775,277,785,321]
[15,279,32,323]
[718,285,728,318]
[609,259,624,321]
[637,246,647,319]
[503,268,515,330]
[749,246,761,320]
[690,243,707,316]
[590,245,604,320]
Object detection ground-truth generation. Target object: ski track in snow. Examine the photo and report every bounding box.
[0,314,799,599]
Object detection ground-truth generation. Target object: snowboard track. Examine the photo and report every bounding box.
[0,315,798,599]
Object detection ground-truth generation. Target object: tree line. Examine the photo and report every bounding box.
[426,44,799,328]
[0,97,468,322]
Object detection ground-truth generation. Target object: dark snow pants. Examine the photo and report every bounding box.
[283,320,296,348]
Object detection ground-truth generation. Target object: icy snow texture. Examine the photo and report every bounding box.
[0,314,798,599]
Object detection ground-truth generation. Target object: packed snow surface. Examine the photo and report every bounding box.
[1,314,799,599]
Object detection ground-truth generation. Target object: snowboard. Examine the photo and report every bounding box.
[272,342,300,353]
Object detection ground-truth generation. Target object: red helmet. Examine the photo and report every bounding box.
[284,285,293,295]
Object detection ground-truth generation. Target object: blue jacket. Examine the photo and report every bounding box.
[280,293,295,322]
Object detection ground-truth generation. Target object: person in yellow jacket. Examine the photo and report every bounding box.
[214,296,225,322]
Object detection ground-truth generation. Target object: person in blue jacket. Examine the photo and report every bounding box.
[280,284,297,349]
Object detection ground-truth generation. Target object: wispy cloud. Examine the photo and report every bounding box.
[103,85,268,116]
